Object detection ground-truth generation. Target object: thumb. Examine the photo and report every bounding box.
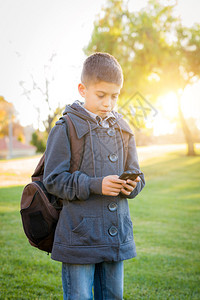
[134,176,141,182]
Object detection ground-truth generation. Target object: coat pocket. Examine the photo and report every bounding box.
[119,215,134,244]
[70,217,104,246]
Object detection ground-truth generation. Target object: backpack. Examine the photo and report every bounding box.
[20,114,130,254]
[20,114,84,253]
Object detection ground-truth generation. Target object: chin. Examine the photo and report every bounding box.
[99,111,109,117]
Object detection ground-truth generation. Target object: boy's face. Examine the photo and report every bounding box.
[78,81,121,119]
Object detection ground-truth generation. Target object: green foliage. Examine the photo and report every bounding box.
[84,0,200,155]
[84,0,200,99]
[31,131,46,153]
[0,149,200,299]
[176,22,200,79]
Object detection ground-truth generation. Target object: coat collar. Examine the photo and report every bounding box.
[115,118,134,136]
[63,101,134,139]
[65,112,133,139]
[65,113,99,139]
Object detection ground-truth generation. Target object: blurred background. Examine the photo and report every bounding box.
[0,0,200,161]
[0,0,200,299]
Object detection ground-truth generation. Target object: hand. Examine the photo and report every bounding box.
[120,176,141,196]
[102,175,126,196]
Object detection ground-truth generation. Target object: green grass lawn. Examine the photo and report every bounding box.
[0,150,200,299]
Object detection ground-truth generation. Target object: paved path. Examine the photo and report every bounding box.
[0,143,198,187]
[0,155,42,187]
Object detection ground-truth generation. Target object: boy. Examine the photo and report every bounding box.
[43,52,145,300]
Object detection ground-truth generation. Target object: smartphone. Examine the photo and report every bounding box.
[119,170,142,181]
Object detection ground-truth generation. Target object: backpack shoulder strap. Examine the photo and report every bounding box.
[31,152,45,182]
[63,114,84,173]
[31,114,84,182]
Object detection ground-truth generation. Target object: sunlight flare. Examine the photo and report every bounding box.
[158,92,179,118]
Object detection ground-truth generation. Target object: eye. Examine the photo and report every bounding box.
[97,94,104,98]
[112,95,118,100]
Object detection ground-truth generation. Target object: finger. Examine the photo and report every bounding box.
[122,184,134,192]
[120,188,131,195]
[109,188,122,193]
[110,178,126,185]
[126,180,137,187]
[108,191,120,196]
[123,181,137,189]
[109,183,125,189]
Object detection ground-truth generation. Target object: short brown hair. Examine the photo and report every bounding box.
[81,52,123,87]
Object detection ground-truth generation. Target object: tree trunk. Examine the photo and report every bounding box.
[177,93,196,156]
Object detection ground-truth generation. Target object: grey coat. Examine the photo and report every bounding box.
[43,101,145,264]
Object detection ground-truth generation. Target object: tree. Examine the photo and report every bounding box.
[84,0,200,155]
[19,54,63,134]
[174,23,200,155]
[0,96,14,137]
[0,96,24,141]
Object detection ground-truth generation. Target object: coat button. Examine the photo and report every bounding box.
[108,226,118,236]
[108,202,118,212]
[107,128,115,136]
[108,153,118,162]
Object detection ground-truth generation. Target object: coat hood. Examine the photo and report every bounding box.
[62,100,133,139]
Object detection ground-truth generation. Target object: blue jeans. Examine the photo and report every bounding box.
[62,261,124,300]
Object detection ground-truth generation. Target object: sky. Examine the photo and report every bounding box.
[0,0,200,132]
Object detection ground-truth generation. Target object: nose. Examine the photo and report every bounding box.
[102,96,111,107]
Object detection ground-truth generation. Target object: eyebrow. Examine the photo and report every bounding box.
[96,90,120,95]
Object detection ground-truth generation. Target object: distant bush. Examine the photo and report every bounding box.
[31,131,46,153]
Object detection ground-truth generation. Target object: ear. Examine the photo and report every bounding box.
[78,83,87,98]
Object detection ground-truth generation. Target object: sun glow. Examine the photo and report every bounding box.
[151,84,200,136]
[158,92,179,118]
[180,83,200,119]
[151,92,179,136]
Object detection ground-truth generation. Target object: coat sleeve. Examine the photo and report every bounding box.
[120,133,145,199]
[43,121,103,201]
